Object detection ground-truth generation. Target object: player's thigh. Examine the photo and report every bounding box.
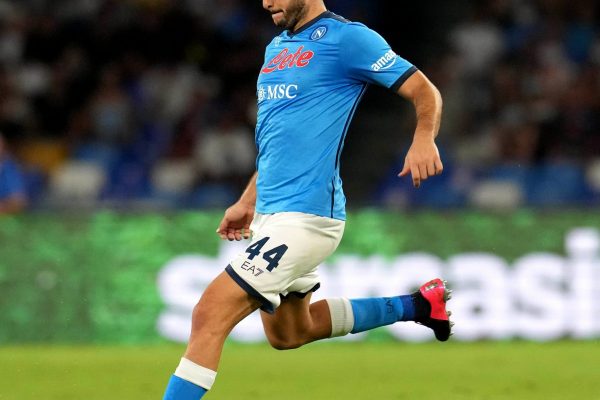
[192,271,262,334]
[185,271,262,368]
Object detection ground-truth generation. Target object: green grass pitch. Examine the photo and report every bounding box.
[0,341,598,399]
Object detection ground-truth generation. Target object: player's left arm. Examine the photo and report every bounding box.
[396,71,443,188]
[338,23,442,188]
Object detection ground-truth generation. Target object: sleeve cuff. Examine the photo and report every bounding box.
[390,66,418,92]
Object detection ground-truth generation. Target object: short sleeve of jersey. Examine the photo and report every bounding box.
[340,23,417,91]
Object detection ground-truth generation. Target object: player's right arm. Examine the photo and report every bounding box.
[216,172,257,241]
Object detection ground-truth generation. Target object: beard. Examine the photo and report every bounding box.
[274,0,308,31]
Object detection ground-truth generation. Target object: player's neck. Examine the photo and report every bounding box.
[292,5,327,32]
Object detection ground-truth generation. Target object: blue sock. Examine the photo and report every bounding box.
[350,295,416,334]
[163,375,207,400]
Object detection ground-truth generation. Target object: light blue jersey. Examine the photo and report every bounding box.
[255,11,417,220]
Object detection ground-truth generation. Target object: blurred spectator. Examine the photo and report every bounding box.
[89,66,134,144]
[450,3,505,78]
[0,133,27,214]
[0,0,598,209]
[194,110,255,187]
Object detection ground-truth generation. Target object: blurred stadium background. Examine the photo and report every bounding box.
[1,0,599,399]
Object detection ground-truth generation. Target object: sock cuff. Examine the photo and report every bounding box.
[174,358,217,390]
[326,298,354,337]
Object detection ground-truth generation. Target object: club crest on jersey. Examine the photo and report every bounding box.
[274,36,282,46]
[261,46,314,74]
[311,26,327,41]
[371,50,398,72]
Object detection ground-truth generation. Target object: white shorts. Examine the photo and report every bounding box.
[226,212,345,313]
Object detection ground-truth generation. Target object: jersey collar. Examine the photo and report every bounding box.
[288,10,333,37]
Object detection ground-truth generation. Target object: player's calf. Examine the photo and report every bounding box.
[325,278,454,341]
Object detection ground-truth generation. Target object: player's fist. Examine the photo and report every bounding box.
[216,201,255,241]
[398,137,443,188]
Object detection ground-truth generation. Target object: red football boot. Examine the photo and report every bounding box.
[415,278,453,341]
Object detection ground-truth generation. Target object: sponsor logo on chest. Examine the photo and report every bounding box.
[261,46,314,74]
[258,84,298,101]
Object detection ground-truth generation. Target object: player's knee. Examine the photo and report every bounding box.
[266,334,305,351]
[191,302,227,337]
[268,337,303,351]
[191,302,211,329]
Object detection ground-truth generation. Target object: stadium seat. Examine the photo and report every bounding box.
[103,159,152,200]
[17,139,68,174]
[485,164,530,187]
[410,180,467,208]
[22,167,47,207]
[48,161,106,206]
[585,158,600,192]
[151,159,197,197]
[375,159,467,209]
[186,183,238,209]
[526,163,588,206]
[469,180,524,210]
[72,143,121,171]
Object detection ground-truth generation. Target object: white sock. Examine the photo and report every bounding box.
[174,358,217,390]
[326,298,355,337]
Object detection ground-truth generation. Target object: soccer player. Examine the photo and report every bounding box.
[163,1,449,398]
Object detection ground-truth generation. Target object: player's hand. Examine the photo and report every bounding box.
[398,137,443,188]
[216,201,255,241]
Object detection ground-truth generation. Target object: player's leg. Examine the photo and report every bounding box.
[261,279,453,349]
[261,292,331,350]
[163,271,261,400]
[331,278,454,341]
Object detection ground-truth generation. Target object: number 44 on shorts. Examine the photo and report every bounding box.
[245,237,288,272]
